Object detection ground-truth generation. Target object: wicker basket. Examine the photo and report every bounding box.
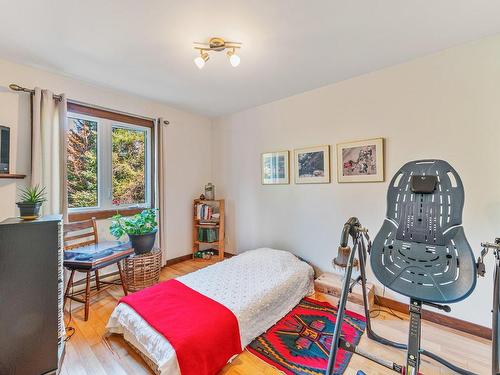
[123,249,162,292]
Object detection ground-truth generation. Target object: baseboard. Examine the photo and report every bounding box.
[375,295,492,340]
[165,254,193,266]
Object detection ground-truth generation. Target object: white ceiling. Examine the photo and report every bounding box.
[1,1,500,117]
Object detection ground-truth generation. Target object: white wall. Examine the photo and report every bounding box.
[212,35,500,327]
[0,58,212,262]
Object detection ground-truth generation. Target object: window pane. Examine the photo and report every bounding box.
[67,118,98,208]
[112,127,147,205]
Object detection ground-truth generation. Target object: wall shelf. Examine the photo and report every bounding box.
[0,174,26,179]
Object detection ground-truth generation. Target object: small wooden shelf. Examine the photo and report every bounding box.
[0,174,26,179]
[193,199,225,261]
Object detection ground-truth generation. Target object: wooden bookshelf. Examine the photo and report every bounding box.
[192,199,225,261]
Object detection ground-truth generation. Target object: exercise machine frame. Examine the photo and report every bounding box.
[478,238,500,375]
[325,217,479,375]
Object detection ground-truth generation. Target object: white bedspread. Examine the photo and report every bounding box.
[106,248,314,374]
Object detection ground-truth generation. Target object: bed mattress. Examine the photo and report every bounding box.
[107,248,315,374]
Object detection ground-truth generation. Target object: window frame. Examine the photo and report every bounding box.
[66,103,155,222]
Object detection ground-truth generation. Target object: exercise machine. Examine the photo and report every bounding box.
[478,238,500,375]
[326,160,479,375]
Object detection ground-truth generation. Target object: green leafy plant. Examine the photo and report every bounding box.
[110,208,158,239]
[18,185,47,204]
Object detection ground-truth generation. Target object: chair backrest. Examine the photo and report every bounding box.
[63,218,98,250]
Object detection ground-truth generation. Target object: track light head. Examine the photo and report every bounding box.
[227,49,240,67]
[194,52,209,69]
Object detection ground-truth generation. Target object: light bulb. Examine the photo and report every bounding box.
[194,56,205,69]
[229,52,240,67]
[194,52,209,69]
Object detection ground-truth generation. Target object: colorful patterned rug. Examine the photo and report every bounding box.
[247,297,366,375]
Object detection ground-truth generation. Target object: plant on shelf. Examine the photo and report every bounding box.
[110,208,158,255]
[16,184,46,220]
[194,250,215,260]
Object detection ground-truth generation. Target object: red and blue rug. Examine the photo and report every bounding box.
[247,297,366,375]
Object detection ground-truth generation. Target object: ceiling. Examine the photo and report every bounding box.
[1,1,500,117]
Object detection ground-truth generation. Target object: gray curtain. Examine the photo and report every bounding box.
[31,88,68,220]
[155,117,168,264]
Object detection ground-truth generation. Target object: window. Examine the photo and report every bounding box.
[66,105,153,218]
[112,126,148,206]
[67,117,99,208]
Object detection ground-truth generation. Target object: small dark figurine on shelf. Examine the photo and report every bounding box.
[199,193,206,200]
[16,184,46,220]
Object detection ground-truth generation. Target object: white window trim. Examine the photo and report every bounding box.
[67,112,152,213]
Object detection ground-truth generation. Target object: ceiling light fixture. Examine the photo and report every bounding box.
[193,37,242,69]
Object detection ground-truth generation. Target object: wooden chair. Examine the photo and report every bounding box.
[63,218,128,321]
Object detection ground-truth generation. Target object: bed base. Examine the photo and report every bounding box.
[123,336,161,375]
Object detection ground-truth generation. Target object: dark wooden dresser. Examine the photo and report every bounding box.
[0,215,64,375]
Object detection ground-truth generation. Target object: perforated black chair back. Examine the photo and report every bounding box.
[371,160,476,303]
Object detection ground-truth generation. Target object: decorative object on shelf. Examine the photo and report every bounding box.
[123,248,162,292]
[193,37,242,69]
[16,184,46,220]
[110,208,158,255]
[204,182,215,200]
[294,145,331,184]
[193,199,225,260]
[194,249,216,260]
[261,151,290,185]
[199,193,206,200]
[0,125,10,174]
[336,138,384,182]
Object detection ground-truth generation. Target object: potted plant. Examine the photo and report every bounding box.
[110,209,158,255]
[16,185,46,220]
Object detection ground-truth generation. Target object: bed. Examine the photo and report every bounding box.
[106,248,314,374]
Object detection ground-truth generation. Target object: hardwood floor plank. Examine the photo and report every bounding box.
[62,258,491,375]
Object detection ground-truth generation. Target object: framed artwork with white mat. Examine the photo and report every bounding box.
[294,145,330,184]
[337,138,384,183]
[261,150,290,185]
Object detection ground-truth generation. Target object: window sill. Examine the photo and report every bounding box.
[68,207,147,222]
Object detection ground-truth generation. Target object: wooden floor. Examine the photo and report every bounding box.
[61,259,491,375]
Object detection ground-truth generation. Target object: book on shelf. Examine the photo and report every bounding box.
[197,227,219,243]
[195,203,220,221]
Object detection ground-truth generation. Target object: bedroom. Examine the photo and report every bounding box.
[0,1,498,374]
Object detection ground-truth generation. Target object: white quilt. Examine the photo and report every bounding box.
[106,248,315,375]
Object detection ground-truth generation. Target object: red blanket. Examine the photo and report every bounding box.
[120,279,241,375]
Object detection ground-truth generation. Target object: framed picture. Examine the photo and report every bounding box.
[337,138,384,183]
[261,151,290,184]
[294,145,330,184]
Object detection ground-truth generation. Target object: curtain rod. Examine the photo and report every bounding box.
[9,83,170,125]
[9,83,62,101]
